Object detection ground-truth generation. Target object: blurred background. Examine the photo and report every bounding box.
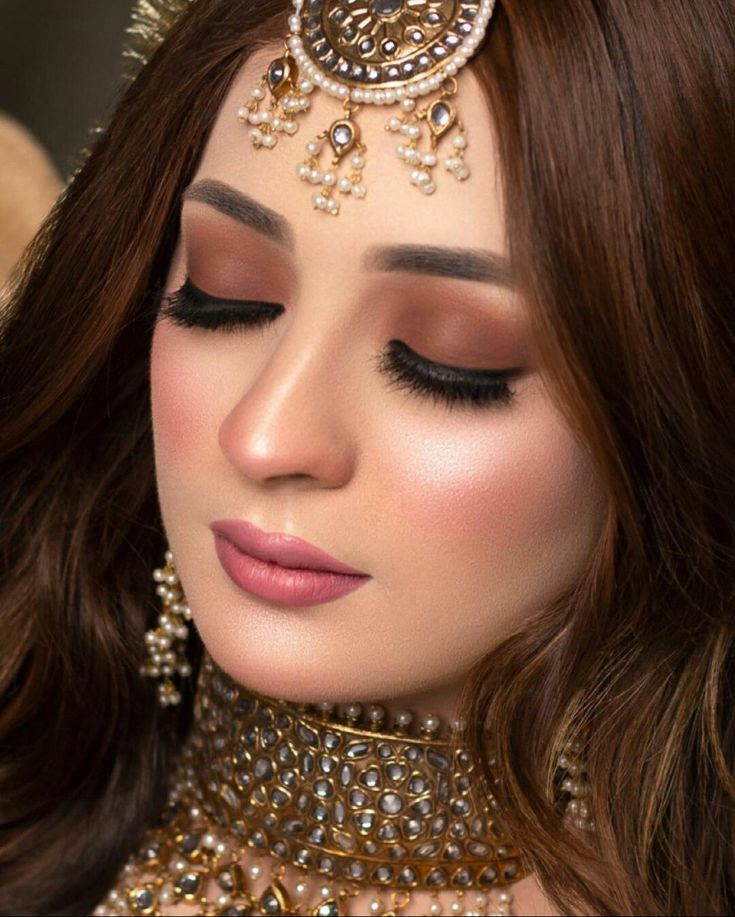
[0,0,135,178]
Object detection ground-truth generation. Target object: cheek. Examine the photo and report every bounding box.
[149,322,219,461]
[383,393,603,558]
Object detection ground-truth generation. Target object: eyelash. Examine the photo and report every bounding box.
[159,279,519,411]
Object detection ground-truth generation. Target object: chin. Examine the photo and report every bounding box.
[194,623,389,705]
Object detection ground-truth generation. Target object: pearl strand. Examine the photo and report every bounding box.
[285,0,498,107]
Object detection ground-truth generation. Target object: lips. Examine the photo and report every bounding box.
[209,519,368,576]
[209,519,371,608]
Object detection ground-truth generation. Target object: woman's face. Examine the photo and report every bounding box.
[150,46,607,715]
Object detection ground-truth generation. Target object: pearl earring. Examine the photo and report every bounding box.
[140,549,192,706]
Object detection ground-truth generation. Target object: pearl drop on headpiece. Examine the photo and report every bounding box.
[236,0,497,214]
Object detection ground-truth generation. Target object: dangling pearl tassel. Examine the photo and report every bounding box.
[298,143,367,215]
[140,550,192,706]
[387,80,471,194]
[236,75,314,150]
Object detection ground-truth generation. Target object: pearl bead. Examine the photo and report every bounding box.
[352,89,364,102]
[261,134,277,149]
[299,79,314,94]
[288,14,301,31]
[309,169,321,183]
[384,90,396,103]
[337,85,349,99]
[453,135,467,149]
[429,902,442,915]
[351,154,365,169]
[451,901,464,914]
[248,863,262,879]
[388,116,402,131]
[295,881,308,896]
[306,142,320,155]
[498,891,511,903]
[322,172,337,186]
[250,86,265,100]
[271,117,282,130]
[338,177,352,192]
[363,90,374,102]
[236,106,248,121]
[313,194,327,209]
[285,121,298,135]
[351,184,367,198]
[422,152,437,166]
[369,901,381,914]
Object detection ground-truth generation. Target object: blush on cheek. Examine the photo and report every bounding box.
[150,321,214,458]
[386,403,602,557]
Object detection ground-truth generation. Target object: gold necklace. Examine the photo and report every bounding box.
[96,650,526,916]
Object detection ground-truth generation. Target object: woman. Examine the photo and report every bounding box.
[0,1,732,914]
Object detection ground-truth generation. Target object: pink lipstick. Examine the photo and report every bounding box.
[210,519,371,607]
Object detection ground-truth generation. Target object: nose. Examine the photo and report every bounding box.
[218,322,359,490]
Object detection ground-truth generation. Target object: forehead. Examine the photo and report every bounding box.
[191,44,506,261]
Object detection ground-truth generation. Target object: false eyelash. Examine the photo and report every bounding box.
[375,340,518,410]
[158,278,519,410]
[159,278,283,331]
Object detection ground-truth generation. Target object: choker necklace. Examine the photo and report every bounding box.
[96,650,528,916]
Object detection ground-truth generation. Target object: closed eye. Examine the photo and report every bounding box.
[158,278,521,411]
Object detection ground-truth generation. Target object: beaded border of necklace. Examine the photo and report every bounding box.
[96,651,525,915]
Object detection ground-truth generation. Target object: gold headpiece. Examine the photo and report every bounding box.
[125,0,497,216]
[240,0,496,215]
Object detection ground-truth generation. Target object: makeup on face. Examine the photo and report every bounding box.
[174,200,533,380]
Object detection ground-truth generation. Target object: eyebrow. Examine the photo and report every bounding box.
[182,179,515,287]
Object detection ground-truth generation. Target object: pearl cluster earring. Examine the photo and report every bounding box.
[140,549,192,706]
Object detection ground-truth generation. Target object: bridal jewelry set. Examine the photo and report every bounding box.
[114,3,596,913]
[95,552,594,916]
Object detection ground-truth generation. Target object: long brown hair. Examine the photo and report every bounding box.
[0,1,732,914]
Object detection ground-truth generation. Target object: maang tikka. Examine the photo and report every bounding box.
[237,0,497,215]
